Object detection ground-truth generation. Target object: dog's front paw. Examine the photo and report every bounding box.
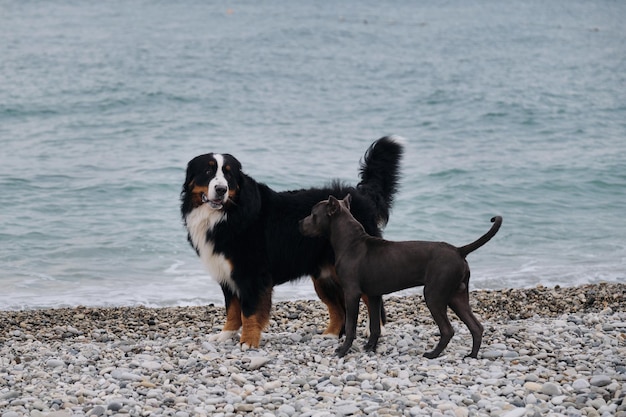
[423,350,439,359]
[335,343,353,358]
[335,347,348,358]
[208,330,239,343]
[363,340,378,353]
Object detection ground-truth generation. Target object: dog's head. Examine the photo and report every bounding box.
[181,153,242,213]
[299,194,352,237]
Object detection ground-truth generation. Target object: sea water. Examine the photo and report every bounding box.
[1,0,625,309]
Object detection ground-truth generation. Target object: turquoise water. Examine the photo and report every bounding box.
[1,1,625,309]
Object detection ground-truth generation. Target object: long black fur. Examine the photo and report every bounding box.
[181,136,403,324]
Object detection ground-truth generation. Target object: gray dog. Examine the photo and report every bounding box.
[299,194,502,358]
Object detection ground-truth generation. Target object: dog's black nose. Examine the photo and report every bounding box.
[215,185,227,196]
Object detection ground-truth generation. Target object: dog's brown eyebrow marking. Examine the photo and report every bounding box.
[225,165,231,171]
[191,184,205,193]
[208,160,216,166]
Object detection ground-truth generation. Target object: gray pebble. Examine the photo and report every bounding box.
[141,360,162,371]
[107,402,123,412]
[46,359,65,368]
[572,378,590,391]
[0,392,20,401]
[525,373,540,382]
[247,356,271,370]
[502,408,526,417]
[278,404,296,415]
[88,405,106,416]
[542,382,562,396]
[236,404,255,412]
[590,375,612,387]
[482,350,504,359]
[335,403,360,415]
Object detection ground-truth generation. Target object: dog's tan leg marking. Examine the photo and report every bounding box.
[208,296,242,343]
[223,296,243,331]
[312,269,345,337]
[240,288,271,349]
[324,304,345,337]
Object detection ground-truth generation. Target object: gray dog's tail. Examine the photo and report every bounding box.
[458,216,503,257]
[356,136,404,226]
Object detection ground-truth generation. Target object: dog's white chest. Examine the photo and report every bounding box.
[185,207,238,294]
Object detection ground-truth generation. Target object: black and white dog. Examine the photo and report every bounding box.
[181,137,403,348]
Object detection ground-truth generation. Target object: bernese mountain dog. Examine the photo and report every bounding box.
[181,136,403,348]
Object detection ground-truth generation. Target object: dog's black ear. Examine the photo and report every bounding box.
[343,193,352,210]
[182,158,198,193]
[327,195,340,216]
[181,157,201,214]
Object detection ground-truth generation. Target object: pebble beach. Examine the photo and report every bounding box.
[1,283,625,417]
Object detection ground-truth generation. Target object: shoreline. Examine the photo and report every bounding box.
[1,282,625,416]
[1,283,624,335]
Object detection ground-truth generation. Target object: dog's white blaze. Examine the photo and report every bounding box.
[208,153,229,203]
[185,205,238,295]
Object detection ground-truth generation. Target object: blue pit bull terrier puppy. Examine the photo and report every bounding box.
[299,194,502,358]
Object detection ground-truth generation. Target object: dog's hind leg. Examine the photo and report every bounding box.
[313,267,346,337]
[423,287,455,359]
[364,295,383,353]
[448,287,484,359]
[362,295,387,338]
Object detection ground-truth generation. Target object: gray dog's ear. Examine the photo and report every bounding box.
[327,195,340,216]
[343,193,352,210]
